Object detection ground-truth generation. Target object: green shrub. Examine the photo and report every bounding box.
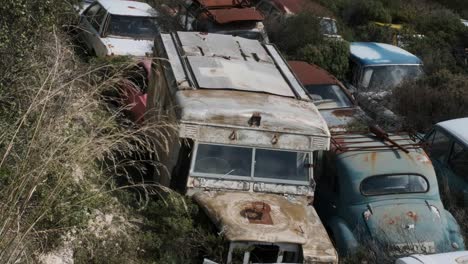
[393,70,468,131]
[297,40,350,79]
[340,0,391,26]
[267,13,323,55]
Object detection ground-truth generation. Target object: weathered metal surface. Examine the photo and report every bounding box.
[197,0,251,8]
[288,60,340,86]
[288,60,372,132]
[101,38,154,57]
[194,191,338,263]
[97,0,157,17]
[436,118,468,146]
[176,89,330,150]
[151,32,330,151]
[207,8,264,24]
[315,133,465,256]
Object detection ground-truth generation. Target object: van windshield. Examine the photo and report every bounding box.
[305,84,353,109]
[193,144,310,183]
[360,65,423,91]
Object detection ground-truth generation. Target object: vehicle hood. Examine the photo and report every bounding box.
[319,107,369,132]
[102,37,153,57]
[362,201,447,253]
[193,191,338,263]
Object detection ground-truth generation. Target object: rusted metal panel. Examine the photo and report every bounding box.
[194,191,338,263]
[187,56,294,96]
[196,0,250,8]
[288,60,340,86]
[176,89,330,150]
[207,8,264,24]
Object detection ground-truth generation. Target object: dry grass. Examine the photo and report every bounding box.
[0,29,177,263]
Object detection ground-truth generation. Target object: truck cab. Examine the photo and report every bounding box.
[346,42,424,127]
[145,31,338,263]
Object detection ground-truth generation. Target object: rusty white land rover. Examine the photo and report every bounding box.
[145,31,338,263]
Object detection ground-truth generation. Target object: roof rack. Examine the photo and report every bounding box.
[331,125,423,153]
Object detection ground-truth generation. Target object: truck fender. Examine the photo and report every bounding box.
[444,209,465,250]
[326,217,359,256]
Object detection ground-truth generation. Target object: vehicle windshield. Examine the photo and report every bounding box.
[193,144,310,183]
[305,84,353,109]
[361,174,429,196]
[320,18,338,35]
[107,15,159,39]
[360,65,423,91]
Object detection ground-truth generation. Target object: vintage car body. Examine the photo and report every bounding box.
[288,60,371,132]
[168,0,269,42]
[77,0,159,57]
[396,251,468,264]
[346,42,424,127]
[421,118,468,205]
[254,0,342,39]
[145,31,337,263]
[314,131,465,257]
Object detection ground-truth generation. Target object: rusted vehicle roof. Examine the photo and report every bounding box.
[197,0,251,8]
[194,191,338,263]
[289,60,339,86]
[269,0,332,16]
[207,8,264,24]
[150,31,330,151]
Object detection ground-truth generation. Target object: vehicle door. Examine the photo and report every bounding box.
[79,3,108,56]
[422,129,461,194]
[447,140,468,204]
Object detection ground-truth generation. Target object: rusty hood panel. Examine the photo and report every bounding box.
[207,8,264,24]
[193,191,338,263]
[288,61,340,86]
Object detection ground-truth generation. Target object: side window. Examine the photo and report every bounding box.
[429,130,452,161]
[449,142,468,179]
[83,4,100,22]
[90,7,107,32]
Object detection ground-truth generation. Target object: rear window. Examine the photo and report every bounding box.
[361,174,429,196]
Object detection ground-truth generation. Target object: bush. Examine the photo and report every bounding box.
[0,0,80,87]
[267,13,323,56]
[297,40,350,79]
[340,0,391,26]
[393,70,468,131]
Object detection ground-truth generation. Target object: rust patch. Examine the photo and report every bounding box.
[407,211,418,222]
[207,8,264,24]
[331,109,356,117]
[198,0,251,8]
[240,202,273,225]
